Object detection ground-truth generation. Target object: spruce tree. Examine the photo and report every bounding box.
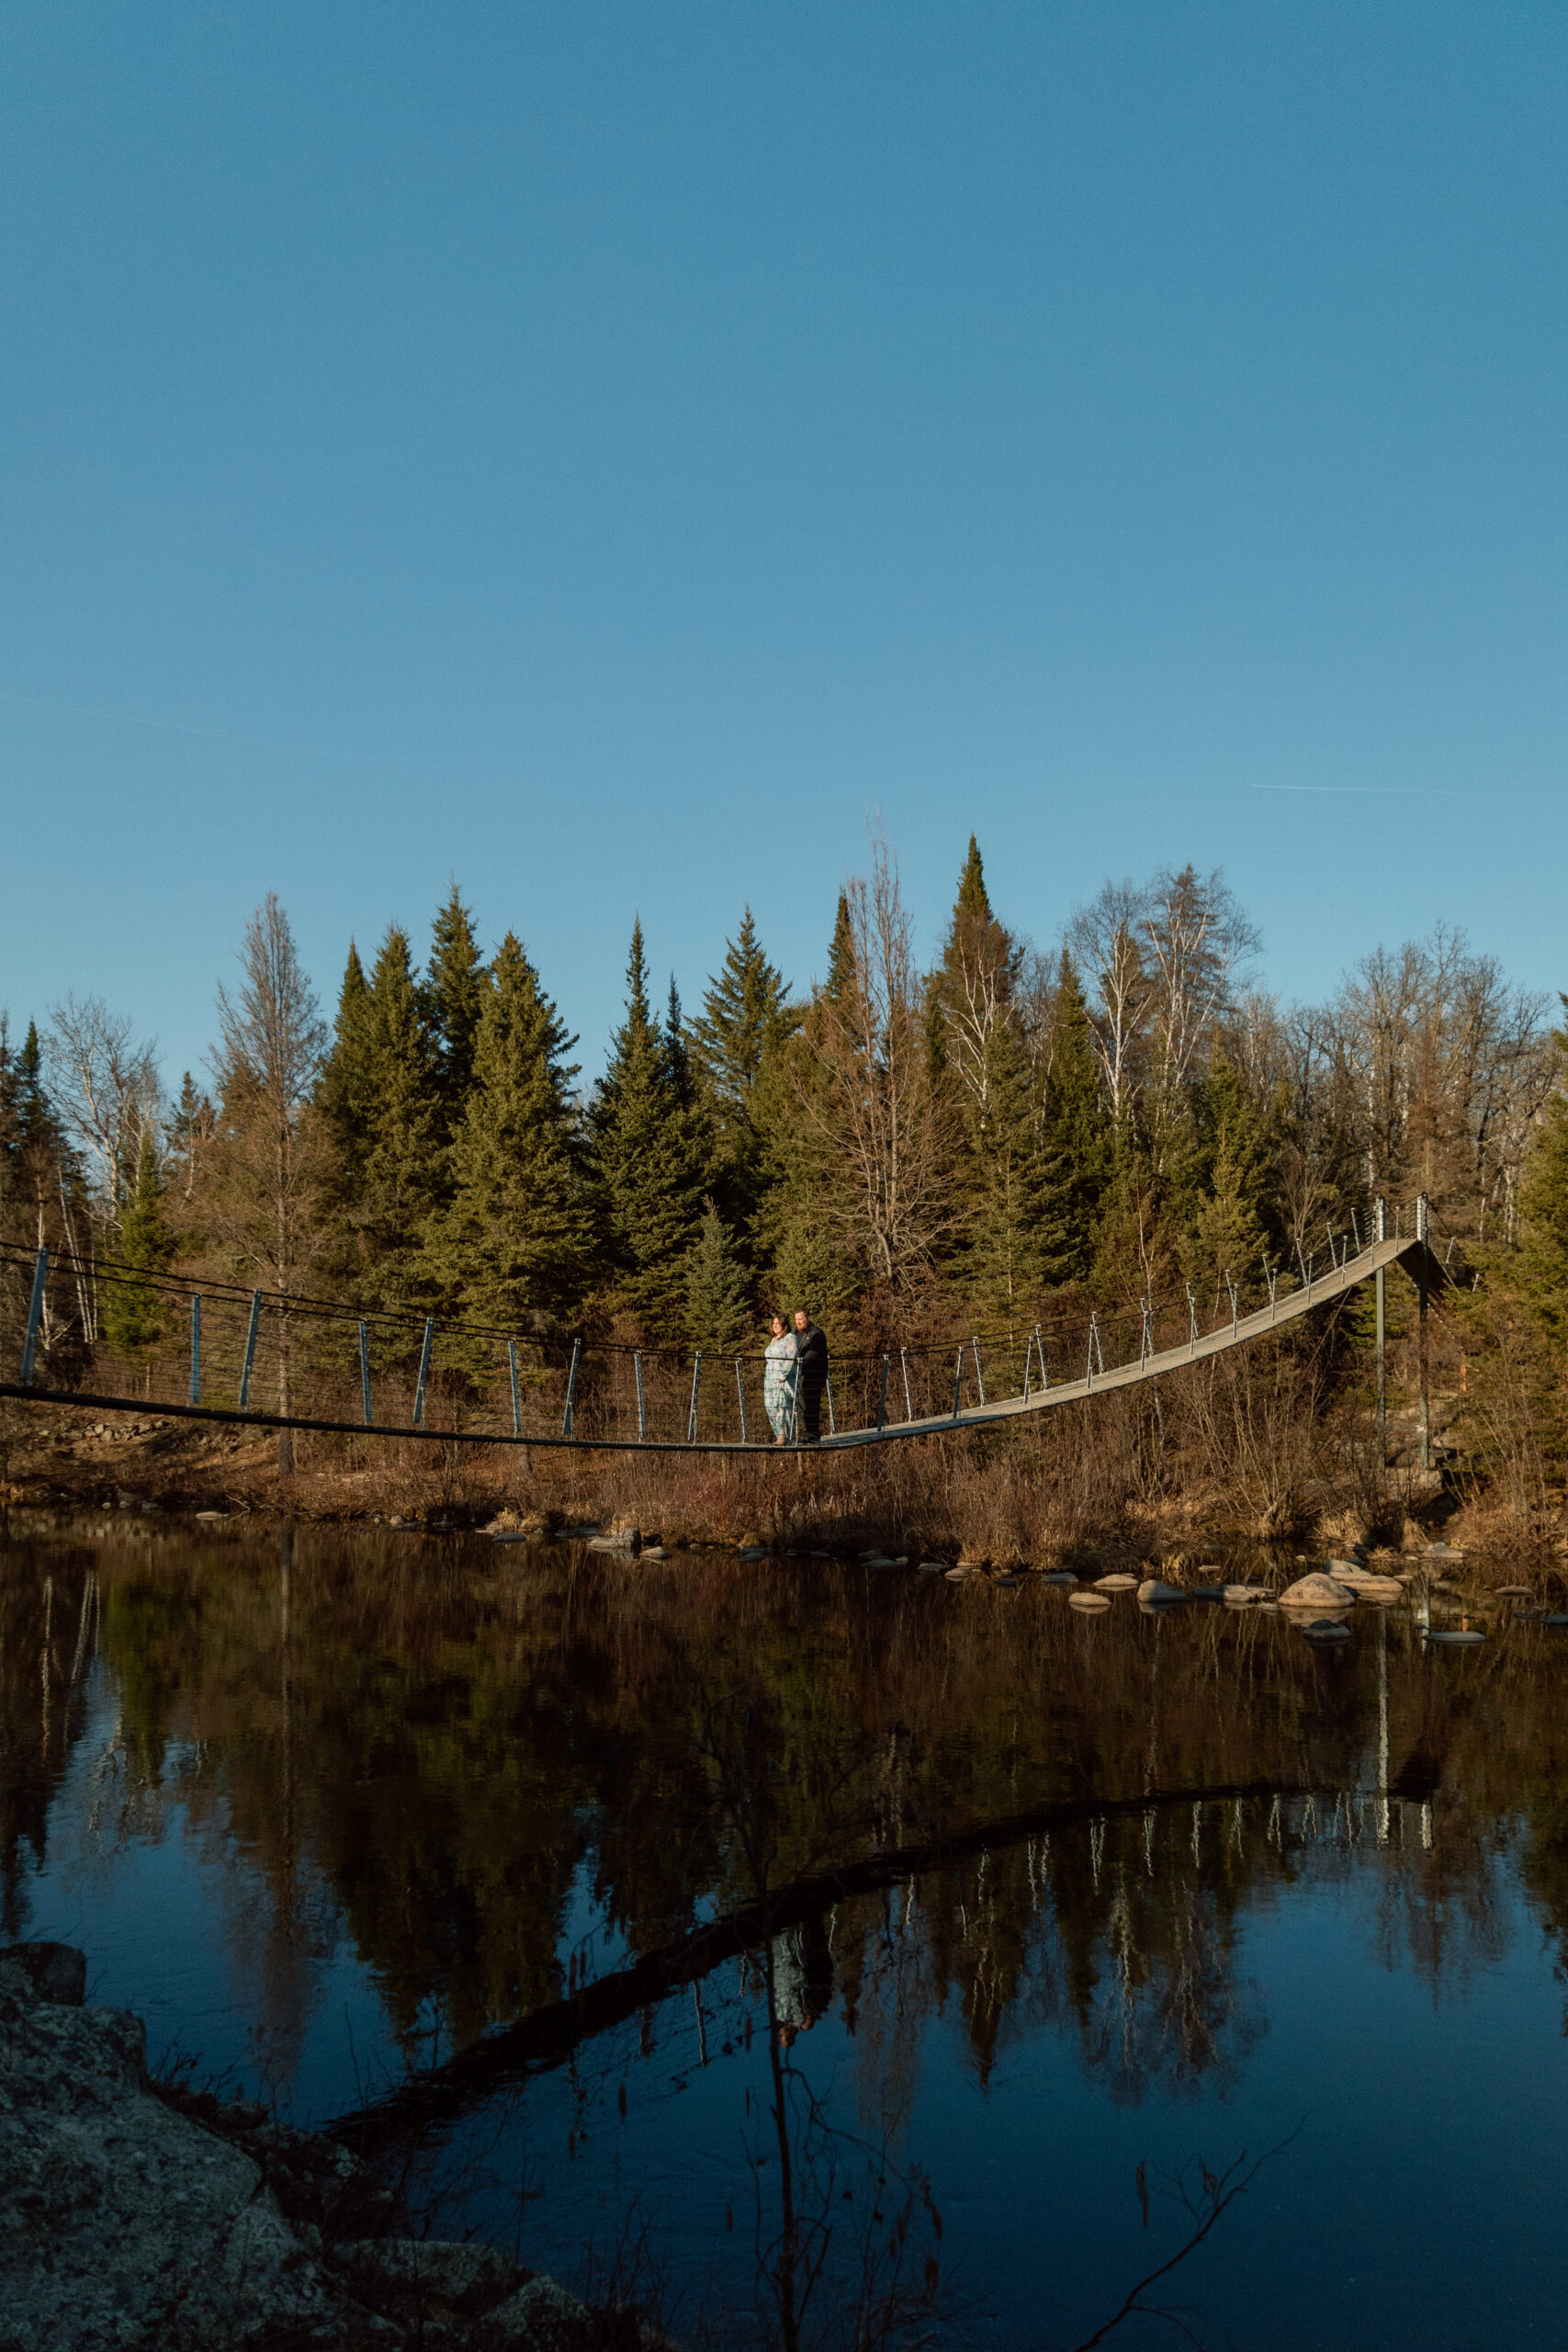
[684,1200,750,1352]
[825,891,856,1004]
[423,933,588,1326]
[317,943,374,1167]
[103,1128,176,1364]
[350,924,445,1305]
[1180,1053,1271,1294]
[424,884,487,1134]
[590,923,706,1331]
[692,910,799,1239]
[15,1022,51,1149]
[1037,953,1113,1284]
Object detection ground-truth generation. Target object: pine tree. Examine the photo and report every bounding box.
[423,933,588,1326]
[590,923,706,1331]
[424,884,487,1134]
[684,1200,750,1352]
[102,1128,175,1363]
[1037,953,1113,1284]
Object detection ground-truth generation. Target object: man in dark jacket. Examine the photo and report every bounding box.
[793,1307,829,1443]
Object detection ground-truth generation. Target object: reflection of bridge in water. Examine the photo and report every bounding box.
[328,1769,1440,2153]
[0,1197,1444,1455]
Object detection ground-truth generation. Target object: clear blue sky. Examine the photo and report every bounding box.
[2,2,1564,1088]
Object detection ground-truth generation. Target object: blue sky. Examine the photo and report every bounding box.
[2,3,1564,1087]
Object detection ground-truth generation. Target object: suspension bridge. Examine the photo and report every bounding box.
[0,1199,1440,1457]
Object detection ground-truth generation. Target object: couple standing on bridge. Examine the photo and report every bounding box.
[761,1308,829,1445]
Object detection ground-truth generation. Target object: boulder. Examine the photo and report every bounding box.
[486,2275,591,2347]
[0,1940,86,2006]
[0,1958,336,2351]
[1136,1578,1187,1605]
[1279,1572,1355,1611]
[917,1560,947,1574]
[1093,1573,1139,1592]
[338,2237,520,2312]
[1223,1584,1269,1603]
[1069,1590,1111,1611]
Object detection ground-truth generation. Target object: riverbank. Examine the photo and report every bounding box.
[0,1941,659,2351]
[0,1384,1557,1576]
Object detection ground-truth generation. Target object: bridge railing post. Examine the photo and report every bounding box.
[507,1339,521,1437]
[900,1346,913,1422]
[412,1318,434,1427]
[736,1357,749,1444]
[876,1354,888,1433]
[952,1351,964,1419]
[561,1338,581,1439]
[687,1351,702,1444]
[634,1351,647,1442]
[971,1338,986,1407]
[239,1290,262,1410]
[20,1249,47,1385]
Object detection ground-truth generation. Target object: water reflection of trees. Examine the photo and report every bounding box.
[6,1532,1568,2090]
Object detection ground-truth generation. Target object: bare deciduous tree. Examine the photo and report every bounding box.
[200,896,329,1468]
[45,993,161,1229]
[793,837,955,1295]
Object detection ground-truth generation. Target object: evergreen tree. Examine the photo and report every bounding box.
[1180,1053,1272,1294]
[692,910,800,1240]
[102,1128,176,1364]
[825,891,856,1004]
[590,923,706,1330]
[684,1200,750,1352]
[347,925,445,1305]
[15,1022,51,1150]
[1038,954,1113,1284]
[423,933,588,1326]
[424,884,487,1134]
[318,943,374,1160]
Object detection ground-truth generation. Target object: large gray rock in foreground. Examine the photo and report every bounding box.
[0,1953,657,2350]
[0,1955,335,2350]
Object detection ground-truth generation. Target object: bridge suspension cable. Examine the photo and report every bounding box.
[0,1205,1433,1456]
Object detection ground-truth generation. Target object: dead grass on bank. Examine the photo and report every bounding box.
[6,1320,1556,1567]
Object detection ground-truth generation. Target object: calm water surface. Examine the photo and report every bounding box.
[4,1524,1567,2349]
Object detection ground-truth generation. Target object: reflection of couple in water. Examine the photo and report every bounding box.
[770,1912,834,2048]
[761,1307,829,1446]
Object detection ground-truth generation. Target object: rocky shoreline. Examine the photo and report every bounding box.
[0,1944,652,2352]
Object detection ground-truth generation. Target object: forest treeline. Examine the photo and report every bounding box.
[2,835,1564,1390]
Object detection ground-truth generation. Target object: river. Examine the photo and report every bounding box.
[3,1521,1565,2349]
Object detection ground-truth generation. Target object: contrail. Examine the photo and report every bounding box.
[0,689,382,765]
[1250,783,1474,797]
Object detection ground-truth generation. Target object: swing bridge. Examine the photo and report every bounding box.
[0,1198,1445,1457]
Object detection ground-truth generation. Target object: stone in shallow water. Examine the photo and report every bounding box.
[1192,1586,1226,1601]
[1093,1573,1139,1591]
[1302,1619,1353,1644]
[1426,1628,1485,1645]
[1280,1572,1355,1611]
[1041,1570,1079,1586]
[918,1560,947,1574]
[1069,1590,1111,1611]
[1137,1578,1187,1604]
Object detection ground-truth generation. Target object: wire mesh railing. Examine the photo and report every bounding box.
[0,1202,1427,1453]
